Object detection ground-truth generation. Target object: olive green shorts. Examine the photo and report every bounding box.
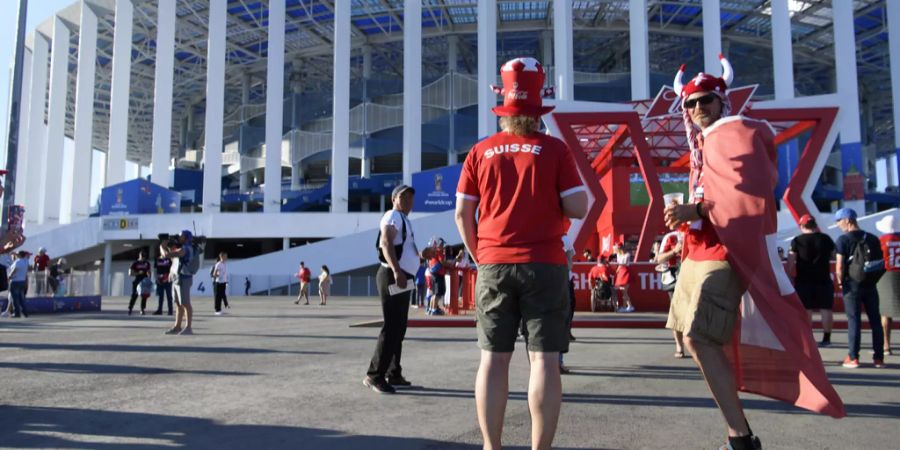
[665,258,746,345]
[475,263,569,353]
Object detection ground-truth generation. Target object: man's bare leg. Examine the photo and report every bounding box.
[171,305,184,330]
[184,304,193,330]
[883,316,893,352]
[673,330,685,355]
[684,337,749,437]
[476,350,512,450]
[527,351,561,450]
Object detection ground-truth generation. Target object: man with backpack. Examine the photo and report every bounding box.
[834,208,886,369]
[160,230,198,335]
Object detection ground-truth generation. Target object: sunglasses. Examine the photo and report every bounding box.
[683,94,717,109]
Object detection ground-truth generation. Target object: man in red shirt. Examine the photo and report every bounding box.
[294,261,312,305]
[663,57,763,450]
[33,247,51,296]
[455,57,587,450]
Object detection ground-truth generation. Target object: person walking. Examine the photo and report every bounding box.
[787,214,836,347]
[294,262,312,305]
[127,251,151,315]
[655,230,685,358]
[455,57,587,450]
[875,214,899,356]
[613,245,635,313]
[318,265,331,305]
[244,277,251,296]
[33,247,50,296]
[161,230,196,335]
[213,252,229,315]
[7,251,29,318]
[834,208,886,369]
[363,184,432,395]
[153,254,173,315]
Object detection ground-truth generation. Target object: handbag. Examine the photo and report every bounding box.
[656,263,678,292]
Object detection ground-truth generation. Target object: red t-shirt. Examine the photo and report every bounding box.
[299,267,311,283]
[588,264,611,284]
[34,254,50,271]
[683,161,727,261]
[881,233,900,272]
[456,131,584,264]
[661,233,682,267]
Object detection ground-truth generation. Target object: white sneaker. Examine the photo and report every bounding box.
[214,311,223,316]
[0,311,8,317]
[625,305,635,313]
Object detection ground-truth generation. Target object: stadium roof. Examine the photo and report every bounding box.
[34,0,892,165]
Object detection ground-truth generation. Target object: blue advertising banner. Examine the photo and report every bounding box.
[100,179,181,216]
[413,164,461,212]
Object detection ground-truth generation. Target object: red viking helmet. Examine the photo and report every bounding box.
[673,54,734,98]
[491,57,555,118]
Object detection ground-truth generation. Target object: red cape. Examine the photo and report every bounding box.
[701,116,845,418]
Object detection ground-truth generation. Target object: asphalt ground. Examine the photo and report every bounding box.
[1,296,897,449]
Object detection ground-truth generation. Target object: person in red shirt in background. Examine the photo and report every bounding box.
[455,57,587,450]
[655,230,685,357]
[33,247,50,296]
[425,239,447,315]
[876,215,899,355]
[613,245,635,313]
[294,261,312,305]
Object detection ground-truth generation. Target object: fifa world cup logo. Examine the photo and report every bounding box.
[434,173,443,192]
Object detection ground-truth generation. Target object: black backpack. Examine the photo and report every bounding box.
[847,232,885,284]
[375,214,407,263]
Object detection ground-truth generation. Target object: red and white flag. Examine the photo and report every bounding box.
[701,117,846,418]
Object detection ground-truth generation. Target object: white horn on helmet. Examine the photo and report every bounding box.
[673,64,686,96]
[719,54,733,87]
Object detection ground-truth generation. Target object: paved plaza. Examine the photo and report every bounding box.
[1,296,898,449]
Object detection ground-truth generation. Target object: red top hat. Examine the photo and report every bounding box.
[491,57,555,118]
[673,54,734,99]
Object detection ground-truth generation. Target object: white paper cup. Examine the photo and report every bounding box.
[663,193,684,206]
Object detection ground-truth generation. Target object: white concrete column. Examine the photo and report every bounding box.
[14,48,31,204]
[264,0,285,213]
[448,35,458,166]
[103,241,112,295]
[42,16,71,224]
[702,0,722,76]
[361,45,372,179]
[151,0,176,187]
[202,0,226,214]
[541,31,553,67]
[106,0,133,187]
[70,4,98,222]
[629,0,649,100]
[331,0,350,212]
[477,0,497,138]
[25,33,48,225]
[888,0,900,182]
[553,0,574,101]
[403,0,422,185]
[833,1,863,180]
[770,0,794,100]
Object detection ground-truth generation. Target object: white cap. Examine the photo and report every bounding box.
[875,215,896,234]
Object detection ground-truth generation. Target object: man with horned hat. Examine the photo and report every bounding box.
[664,55,844,449]
[455,57,587,450]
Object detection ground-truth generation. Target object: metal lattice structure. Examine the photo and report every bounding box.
[33,0,892,168]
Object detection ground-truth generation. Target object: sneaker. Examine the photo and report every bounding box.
[817,340,832,348]
[128,309,133,316]
[1,311,8,317]
[569,332,576,342]
[842,356,860,368]
[152,311,162,316]
[560,364,571,375]
[164,327,182,335]
[363,377,396,394]
[140,310,146,316]
[625,305,635,313]
[387,376,412,386]
[179,328,194,335]
[874,359,886,368]
[719,434,762,450]
[433,309,444,316]
[214,311,223,316]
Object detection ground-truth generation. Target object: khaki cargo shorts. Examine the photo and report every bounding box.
[475,263,569,353]
[665,258,745,345]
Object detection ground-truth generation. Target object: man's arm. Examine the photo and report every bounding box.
[455,199,479,265]
[561,191,588,219]
[835,254,844,289]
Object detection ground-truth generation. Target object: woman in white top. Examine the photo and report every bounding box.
[318,265,332,305]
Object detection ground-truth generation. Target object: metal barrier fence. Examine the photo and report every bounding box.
[22,270,102,298]
[231,274,378,297]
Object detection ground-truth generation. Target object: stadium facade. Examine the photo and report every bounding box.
[11,0,900,295]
